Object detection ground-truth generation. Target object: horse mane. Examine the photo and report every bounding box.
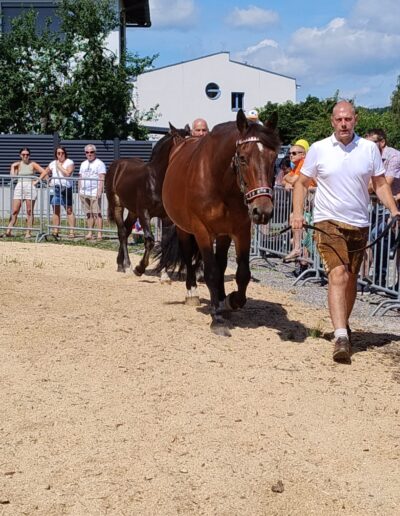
[209,119,281,152]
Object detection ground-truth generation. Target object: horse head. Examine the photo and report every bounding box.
[169,122,190,146]
[234,109,280,224]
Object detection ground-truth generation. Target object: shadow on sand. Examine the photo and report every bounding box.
[195,297,308,343]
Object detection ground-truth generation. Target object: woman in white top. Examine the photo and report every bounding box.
[4,147,46,238]
[37,146,75,238]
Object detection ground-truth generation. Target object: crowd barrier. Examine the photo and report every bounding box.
[252,187,399,316]
[1,176,399,315]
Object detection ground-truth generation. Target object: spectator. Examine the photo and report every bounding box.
[78,144,106,240]
[292,101,400,364]
[283,140,315,265]
[275,156,291,187]
[191,118,209,137]
[4,148,46,239]
[246,109,263,125]
[36,146,76,238]
[365,128,400,287]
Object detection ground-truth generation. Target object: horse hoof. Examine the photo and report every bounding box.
[185,296,200,306]
[117,267,126,273]
[160,271,171,284]
[134,267,144,276]
[210,322,231,337]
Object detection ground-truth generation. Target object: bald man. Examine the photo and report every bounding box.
[191,118,209,137]
[292,101,400,364]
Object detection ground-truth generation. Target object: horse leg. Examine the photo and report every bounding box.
[196,232,231,337]
[134,211,154,276]
[225,230,251,311]
[215,235,232,315]
[115,204,134,272]
[177,228,200,306]
[160,219,172,284]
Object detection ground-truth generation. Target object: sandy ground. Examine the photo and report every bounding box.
[1,242,400,516]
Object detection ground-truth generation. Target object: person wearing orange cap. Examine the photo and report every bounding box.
[283,140,316,264]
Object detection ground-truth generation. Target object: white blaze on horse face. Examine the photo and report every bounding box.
[257,142,264,153]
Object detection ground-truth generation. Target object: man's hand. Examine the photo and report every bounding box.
[291,214,305,230]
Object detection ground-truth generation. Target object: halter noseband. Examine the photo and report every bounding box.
[234,137,274,205]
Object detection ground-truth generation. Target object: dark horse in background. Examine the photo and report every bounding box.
[158,109,280,336]
[105,124,190,275]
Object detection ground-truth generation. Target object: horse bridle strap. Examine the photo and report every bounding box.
[234,137,273,205]
[246,187,273,202]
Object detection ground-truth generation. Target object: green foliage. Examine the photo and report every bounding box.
[0,0,157,139]
[258,90,400,149]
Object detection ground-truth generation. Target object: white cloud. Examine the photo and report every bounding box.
[350,0,400,33]
[149,0,197,29]
[234,6,400,106]
[225,5,279,29]
[234,39,304,78]
[289,17,400,74]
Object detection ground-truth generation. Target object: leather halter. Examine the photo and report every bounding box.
[234,137,274,205]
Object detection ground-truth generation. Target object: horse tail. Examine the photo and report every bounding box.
[155,224,202,276]
[105,163,116,223]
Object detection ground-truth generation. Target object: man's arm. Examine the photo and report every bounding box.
[292,173,312,229]
[371,175,400,217]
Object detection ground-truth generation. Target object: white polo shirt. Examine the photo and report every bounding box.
[79,158,106,196]
[301,133,385,227]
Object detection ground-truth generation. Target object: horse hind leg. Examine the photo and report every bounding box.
[134,213,153,276]
[115,202,134,273]
[179,231,201,306]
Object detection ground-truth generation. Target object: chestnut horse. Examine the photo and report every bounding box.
[159,109,280,335]
[105,125,190,275]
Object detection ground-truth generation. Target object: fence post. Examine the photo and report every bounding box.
[114,137,120,160]
[53,132,60,153]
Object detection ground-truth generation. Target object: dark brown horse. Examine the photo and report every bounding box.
[105,125,190,275]
[159,109,280,335]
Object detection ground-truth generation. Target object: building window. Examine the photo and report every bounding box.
[1,3,61,33]
[231,92,244,111]
[205,82,221,100]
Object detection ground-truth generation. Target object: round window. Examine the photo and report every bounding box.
[205,82,221,100]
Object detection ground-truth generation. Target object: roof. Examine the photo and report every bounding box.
[141,51,296,82]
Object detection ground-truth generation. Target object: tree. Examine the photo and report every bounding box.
[258,91,400,149]
[0,0,157,139]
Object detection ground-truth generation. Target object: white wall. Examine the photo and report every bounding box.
[135,53,296,130]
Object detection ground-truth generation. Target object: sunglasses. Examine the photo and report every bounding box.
[21,153,30,157]
[85,151,95,154]
[289,151,304,156]
[57,151,65,155]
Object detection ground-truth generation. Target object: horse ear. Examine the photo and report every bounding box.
[236,109,249,134]
[264,111,278,131]
[184,124,191,135]
[168,122,180,136]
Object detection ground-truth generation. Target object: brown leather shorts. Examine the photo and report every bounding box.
[314,220,369,274]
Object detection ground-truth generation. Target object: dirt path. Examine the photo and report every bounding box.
[1,242,399,515]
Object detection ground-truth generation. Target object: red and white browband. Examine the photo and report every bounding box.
[236,136,262,146]
[245,187,273,202]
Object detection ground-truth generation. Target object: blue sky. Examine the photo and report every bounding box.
[126,0,400,108]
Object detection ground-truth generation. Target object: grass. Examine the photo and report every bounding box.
[307,321,324,339]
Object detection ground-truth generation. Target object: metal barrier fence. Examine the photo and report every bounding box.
[1,176,398,315]
[252,187,400,316]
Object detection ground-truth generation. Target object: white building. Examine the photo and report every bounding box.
[135,52,296,130]
[0,0,150,61]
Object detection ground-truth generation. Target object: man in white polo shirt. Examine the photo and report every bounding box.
[292,101,400,364]
[79,144,106,240]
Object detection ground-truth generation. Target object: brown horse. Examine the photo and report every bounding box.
[105,125,190,275]
[159,109,280,335]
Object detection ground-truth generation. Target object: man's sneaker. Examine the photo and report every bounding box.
[333,337,351,364]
